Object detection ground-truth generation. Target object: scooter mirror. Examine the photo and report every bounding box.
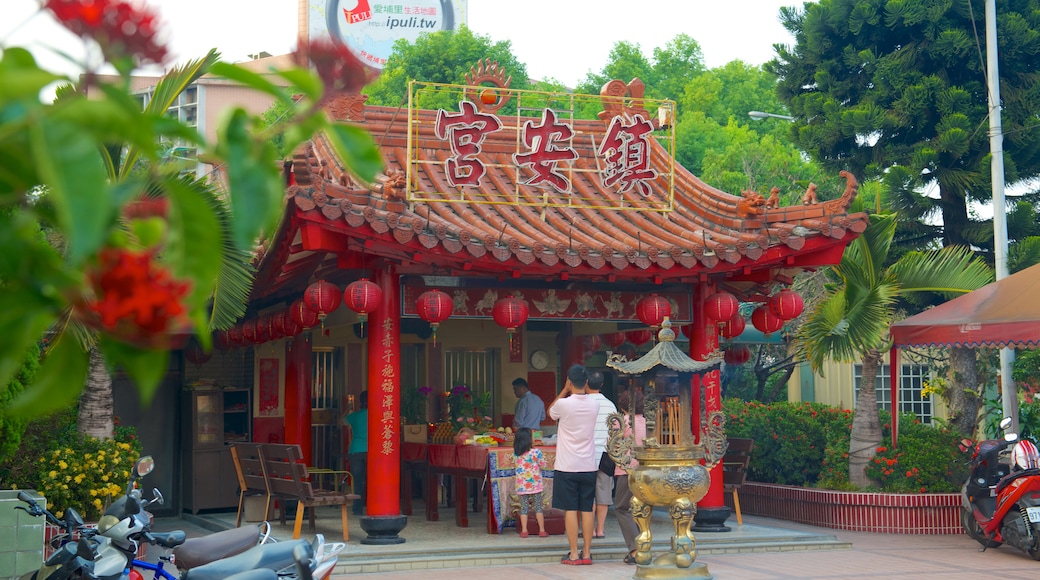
[1000,417,1013,430]
[135,456,155,477]
[1005,432,1019,442]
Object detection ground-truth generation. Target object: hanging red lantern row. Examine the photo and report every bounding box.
[720,313,746,339]
[724,344,752,366]
[184,338,211,365]
[241,319,258,344]
[416,289,453,345]
[303,280,342,326]
[626,328,652,346]
[604,331,627,349]
[751,305,784,336]
[768,289,804,321]
[635,294,671,328]
[290,299,321,329]
[255,317,271,343]
[704,291,739,323]
[491,296,528,350]
[344,278,382,334]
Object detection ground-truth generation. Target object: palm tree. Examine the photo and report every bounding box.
[795,213,991,488]
[74,51,256,438]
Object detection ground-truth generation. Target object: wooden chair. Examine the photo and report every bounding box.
[723,437,754,526]
[260,444,360,541]
[229,443,269,527]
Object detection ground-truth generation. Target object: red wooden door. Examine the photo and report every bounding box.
[527,371,557,426]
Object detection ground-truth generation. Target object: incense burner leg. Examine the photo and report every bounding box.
[669,497,697,568]
[631,497,654,565]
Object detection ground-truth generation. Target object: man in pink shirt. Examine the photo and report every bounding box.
[548,364,600,565]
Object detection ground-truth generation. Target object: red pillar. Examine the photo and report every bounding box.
[284,333,313,466]
[367,265,401,517]
[690,282,730,530]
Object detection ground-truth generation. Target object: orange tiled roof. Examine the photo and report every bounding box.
[254,97,867,300]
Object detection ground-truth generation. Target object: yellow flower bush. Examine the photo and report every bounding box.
[36,437,142,520]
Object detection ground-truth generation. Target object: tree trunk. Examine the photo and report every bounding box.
[946,347,981,437]
[78,346,113,439]
[849,349,883,489]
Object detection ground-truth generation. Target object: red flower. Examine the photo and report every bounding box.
[84,247,191,341]
[300,38,378,97]
[44,0,169,66]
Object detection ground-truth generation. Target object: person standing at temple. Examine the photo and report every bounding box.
[344,391,368,515]
[513,427,548,538]
[512,377,546,431]
[587,370,617,538]
[548,364,599,565]
[613,385,646,564]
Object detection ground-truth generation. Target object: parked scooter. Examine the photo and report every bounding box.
[960,417,1040,559]
[14,491,106,579]
[98,456,341,579]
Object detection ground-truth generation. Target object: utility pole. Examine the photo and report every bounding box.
[986,0,1018,431]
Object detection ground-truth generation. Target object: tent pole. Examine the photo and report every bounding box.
[889,347,899,447]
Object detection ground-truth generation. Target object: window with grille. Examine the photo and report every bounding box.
[444,348,498,420]
[853,363,932,424]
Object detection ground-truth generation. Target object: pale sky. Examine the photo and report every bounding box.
[3,0,799,84]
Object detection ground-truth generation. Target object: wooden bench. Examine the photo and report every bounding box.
[256,443,359,541]
[229,443,270,527]
[723,437,754,526]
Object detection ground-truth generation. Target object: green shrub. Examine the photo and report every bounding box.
[865,412,969,493]
[724,398,966,493]
[0,408,143,519]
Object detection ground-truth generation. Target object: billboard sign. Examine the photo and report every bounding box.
[303,0,468,69]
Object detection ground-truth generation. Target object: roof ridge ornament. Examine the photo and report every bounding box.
[465,58,511,114]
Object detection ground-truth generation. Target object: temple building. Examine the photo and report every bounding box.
[182,63,869,543]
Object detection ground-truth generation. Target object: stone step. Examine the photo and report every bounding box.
[335,534,851,575]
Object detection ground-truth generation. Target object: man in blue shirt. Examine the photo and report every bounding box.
[344,391,368,515]
[512,377,546,431]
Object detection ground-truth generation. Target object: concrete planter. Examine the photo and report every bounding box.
[738,481,963,534]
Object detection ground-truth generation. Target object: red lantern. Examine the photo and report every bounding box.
[343,278,382,332]
[724,344,752,366]
[584,334,602,355]
[303,280,341,323]
[215,329,232,351]
[259,313,280,341]
[751,306,784,335]
[241,319,258,344]
[493,296,528,350]
[604,331,627,349]
[720,314,746,339]
[704,291,739,323]
[416,289,453,344]
[768,289,804,321]
[271,310,286,337]
[290,299,320,328]
[184,338,211,365]
[228,325,244,347]
[280,310,302,337]
[626,328,652,346]
[636,294,671,328]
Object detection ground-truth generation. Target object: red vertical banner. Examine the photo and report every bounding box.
[509,328,523,363]
[691,282,725,510]
[367,265,401,516]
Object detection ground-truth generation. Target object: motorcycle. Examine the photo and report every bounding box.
[14,491,105,579]
[959,417,1040,559]
[97,456,342,580]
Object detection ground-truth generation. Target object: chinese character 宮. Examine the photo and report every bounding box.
[435,100,502,187]
[513,108,578,192]
[598,114,658,197]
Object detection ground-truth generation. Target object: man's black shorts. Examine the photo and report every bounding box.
[551,470,597,512]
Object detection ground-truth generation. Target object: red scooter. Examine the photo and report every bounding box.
[960,417,1040,559]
